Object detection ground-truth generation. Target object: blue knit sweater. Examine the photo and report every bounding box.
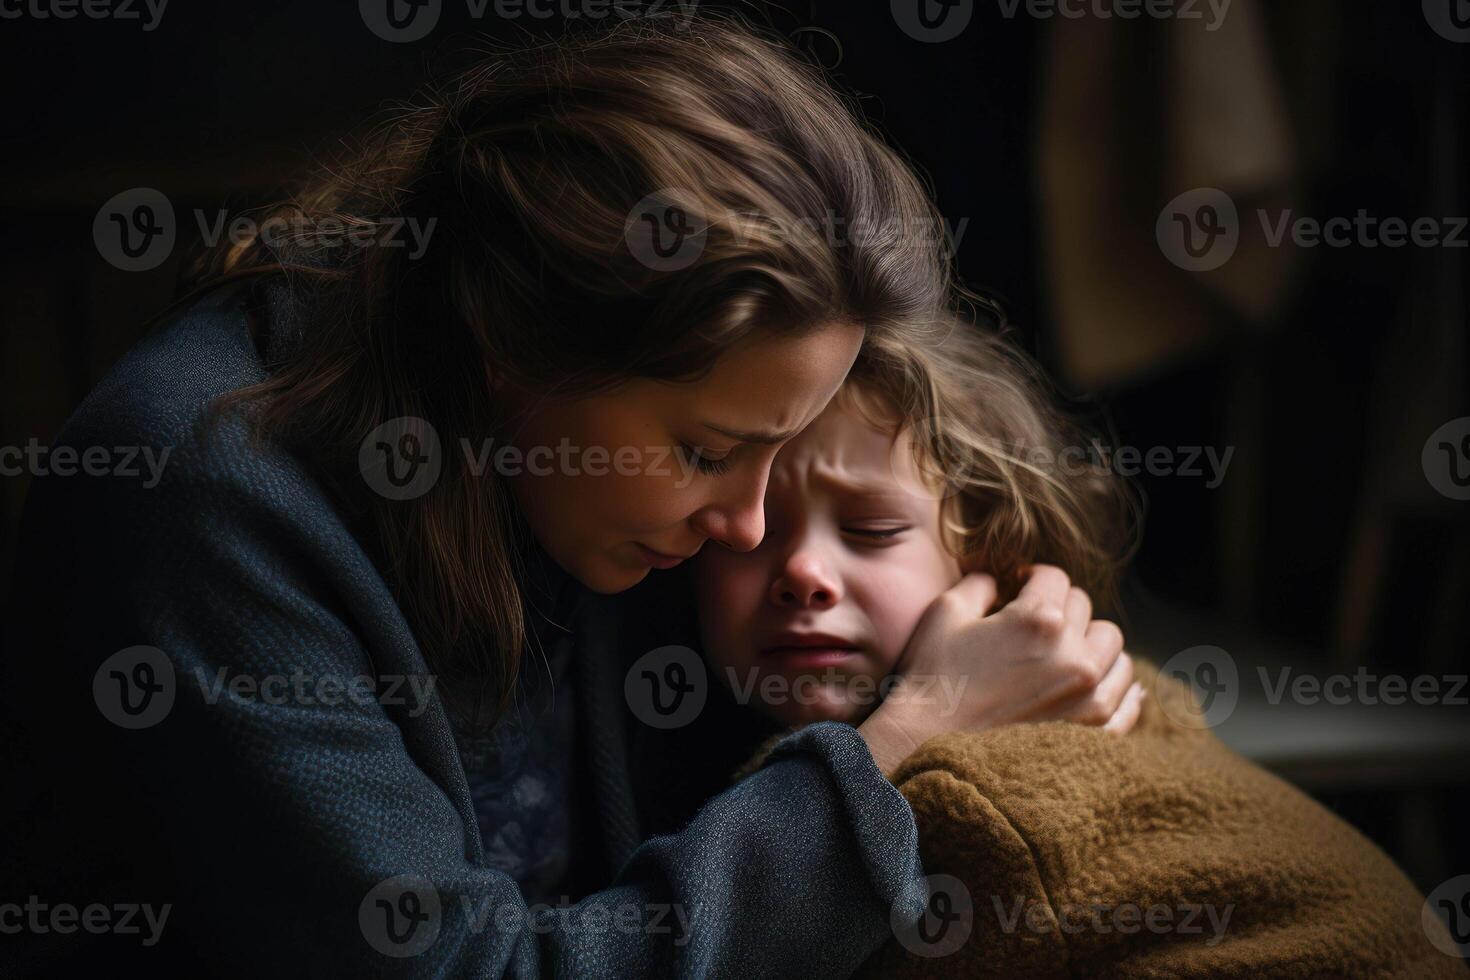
[0,281,927,978]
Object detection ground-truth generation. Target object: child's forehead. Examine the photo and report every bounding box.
[770,388,933,501]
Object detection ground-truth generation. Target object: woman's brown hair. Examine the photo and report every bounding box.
[191,12,959,728]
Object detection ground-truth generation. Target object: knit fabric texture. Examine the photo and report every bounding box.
[0,279,927,978]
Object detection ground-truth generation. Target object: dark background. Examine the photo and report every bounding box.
[2,0,1467,897]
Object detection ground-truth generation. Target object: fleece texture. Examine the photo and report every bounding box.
[851,661,1467,978]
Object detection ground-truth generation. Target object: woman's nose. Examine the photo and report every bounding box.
[689,475,767,553]
[769,551,841,609]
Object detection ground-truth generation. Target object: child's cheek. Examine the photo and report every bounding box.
[860,567,949,674]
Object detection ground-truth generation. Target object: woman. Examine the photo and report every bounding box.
[1,14,1135,977]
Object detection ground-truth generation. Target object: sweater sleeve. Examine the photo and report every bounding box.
[3,349,927,978]
[594,723,928,978]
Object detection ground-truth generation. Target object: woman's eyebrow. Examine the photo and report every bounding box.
[701,421,801,445]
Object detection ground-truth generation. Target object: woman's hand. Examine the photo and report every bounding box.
[858,565,1143,777]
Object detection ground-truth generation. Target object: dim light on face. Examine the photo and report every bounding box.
[694,390,962,727]
[501,322,865,595]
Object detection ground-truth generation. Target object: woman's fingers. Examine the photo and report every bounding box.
[1063,586,1091,632]
[945,571,1000,619]
[1014,564,1072,612]
[1092,650,1135,713]
[1084,618,1125,665]
[1056,650,1134,724]
[1102,683,1146,735]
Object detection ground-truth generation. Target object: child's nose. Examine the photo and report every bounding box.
[769,553,841,609]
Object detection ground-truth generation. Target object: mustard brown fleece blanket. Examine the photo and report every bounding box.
[753,662,1467,978]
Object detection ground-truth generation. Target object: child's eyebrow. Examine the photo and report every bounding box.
[809,468,916,505]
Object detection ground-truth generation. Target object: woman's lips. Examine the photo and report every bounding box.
[634,543,690,569]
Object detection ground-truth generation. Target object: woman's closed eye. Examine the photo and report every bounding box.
[679,443,734,476]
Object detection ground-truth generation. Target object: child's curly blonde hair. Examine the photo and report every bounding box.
[844,309,1142,611]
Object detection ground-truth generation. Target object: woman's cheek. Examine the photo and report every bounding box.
[694,555,763,663]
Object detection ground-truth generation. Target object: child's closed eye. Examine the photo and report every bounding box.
[842,525,911,542]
